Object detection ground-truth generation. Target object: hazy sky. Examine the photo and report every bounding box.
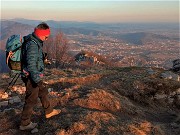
[1,0,179,23]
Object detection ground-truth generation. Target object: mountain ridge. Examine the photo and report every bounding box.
[0,66,179,134]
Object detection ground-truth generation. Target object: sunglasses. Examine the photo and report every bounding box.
[45,36,49,40]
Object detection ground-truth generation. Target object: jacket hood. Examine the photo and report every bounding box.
[23,33,43,47]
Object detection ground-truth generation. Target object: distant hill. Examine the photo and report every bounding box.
[1,19,179,71]
[0,21,34,49]
[61,27,100,36]
[9,19,102,36]
[9,18,179,31]
[0,21,35,73]
[0,19,100,40]
[9,18,103,29]
[120,32,146,45]
[1,21,34,40]
[2,19,179,45]
[114,32,179,45]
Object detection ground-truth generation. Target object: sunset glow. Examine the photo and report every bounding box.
[1,0,179,23]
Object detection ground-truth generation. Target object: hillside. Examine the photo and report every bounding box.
[1,20,179,70]
[0,21,34,50]
[113,32,179,46]
[0,66,179,135]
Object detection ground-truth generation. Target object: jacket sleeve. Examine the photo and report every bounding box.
[26,42,41,83]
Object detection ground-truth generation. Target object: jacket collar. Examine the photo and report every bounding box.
[32,32,43,44]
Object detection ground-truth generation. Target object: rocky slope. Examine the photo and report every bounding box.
[0,66,180,135]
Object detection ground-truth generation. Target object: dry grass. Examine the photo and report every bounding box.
[128,121,152,135]
[0,67,180,135]
[73,89,121,112]
[47,74,102,85]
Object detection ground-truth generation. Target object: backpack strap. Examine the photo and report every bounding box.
[24,39,39,50]
[21,38,41,73]
[6,51,14,65]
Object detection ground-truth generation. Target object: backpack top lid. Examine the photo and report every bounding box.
[5,35,23,52]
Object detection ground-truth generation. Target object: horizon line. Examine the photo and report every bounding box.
[1,18,179,24]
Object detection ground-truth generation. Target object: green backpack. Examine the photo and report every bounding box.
[5,35,23,72]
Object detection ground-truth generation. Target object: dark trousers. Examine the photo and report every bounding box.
[21,77,53,126]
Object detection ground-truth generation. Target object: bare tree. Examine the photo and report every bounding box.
[44,32,70,68]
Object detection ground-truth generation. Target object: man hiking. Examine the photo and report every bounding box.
[20,22,61,130]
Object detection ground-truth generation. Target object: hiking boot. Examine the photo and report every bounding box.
[20,122,37,130]
[46,109,61,118]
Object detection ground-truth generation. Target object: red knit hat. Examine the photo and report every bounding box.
[34,28,50,37]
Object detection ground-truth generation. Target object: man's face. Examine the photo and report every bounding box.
[43,35,49,41]
[40,35,49,41]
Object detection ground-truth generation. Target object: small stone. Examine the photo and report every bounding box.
[160,71,180,81]
[3,108,15,113]
[9,99,14,104]
[31,128,38,133]
[154,94,167,99]
[160,73,172,79]
[2,74,10,79]
[0,101,9,107]
[147,68,156,75]
[48,88,53,92]
[13,96,21,103]
[44,81,48,84]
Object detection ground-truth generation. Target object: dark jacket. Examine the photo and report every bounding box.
[22,33,44,83]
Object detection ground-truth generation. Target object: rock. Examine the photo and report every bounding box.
[9,99,14,104]
[48,88,53,92]
[160,71,179,81]
[147,68,157,75]
[154,94,167,99]
[12,96,21,103]
[2,74,10,79]
[44,81,48,84]
[160,73,172,79]
[3,108,15,114]
[0,101,9,107]
[31,128,39,133]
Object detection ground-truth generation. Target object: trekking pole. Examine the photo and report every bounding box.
[9,73,18,86]
[11,73,21,88]
[5,73,20,93]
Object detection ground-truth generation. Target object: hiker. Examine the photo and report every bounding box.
[20,22,61,130]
